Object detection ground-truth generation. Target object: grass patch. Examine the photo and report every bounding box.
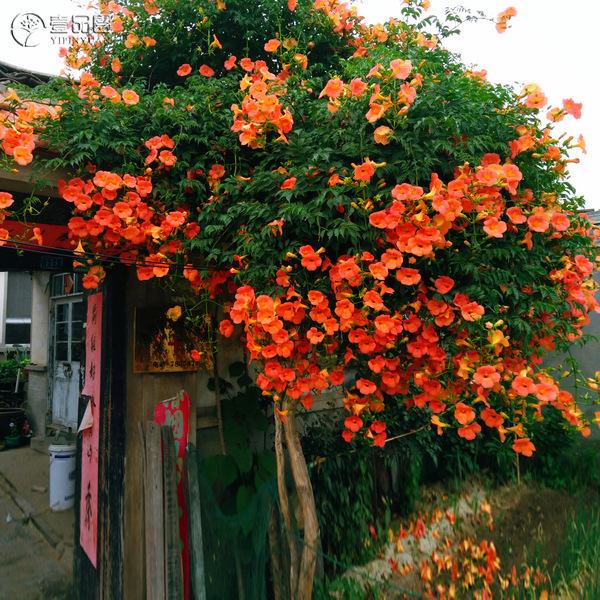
[506,492,600,599]
[550,497,600,599]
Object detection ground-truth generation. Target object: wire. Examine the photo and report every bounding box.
[0,234,228,272]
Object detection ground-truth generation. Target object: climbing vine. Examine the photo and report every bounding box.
[1,1,599,595]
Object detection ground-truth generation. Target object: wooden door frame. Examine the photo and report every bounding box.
[73,266,128,599]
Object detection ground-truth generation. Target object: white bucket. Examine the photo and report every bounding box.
[49,444,77,511]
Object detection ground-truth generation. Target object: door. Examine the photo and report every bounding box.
[51,297,84,429]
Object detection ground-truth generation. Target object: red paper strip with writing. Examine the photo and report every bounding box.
[80,292,102,568]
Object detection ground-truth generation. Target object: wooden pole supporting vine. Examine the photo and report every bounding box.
[274,410,300,597]
[282,409,319,600]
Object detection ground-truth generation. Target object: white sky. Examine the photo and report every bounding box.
[1,0,598,208]
[355,0,599,209]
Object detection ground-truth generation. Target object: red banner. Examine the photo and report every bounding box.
[154,392,191,599]
[79,292,102,568]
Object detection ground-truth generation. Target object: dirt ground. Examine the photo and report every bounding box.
[359,479,600,599]
[478,482,586,574]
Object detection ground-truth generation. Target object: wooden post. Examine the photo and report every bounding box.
[162,426,184,600]
[283,410,319,600]
[274,412,299,597]
[144,421,165,600]
[73,267,127,600]
[186,445,206,600]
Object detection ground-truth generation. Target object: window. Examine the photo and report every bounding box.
[51,273,84,363]
[0,272,32,347]
[51,272,84,298]
[53,300,84,362]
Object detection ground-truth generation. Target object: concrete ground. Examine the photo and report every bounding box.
[0,439,74,600]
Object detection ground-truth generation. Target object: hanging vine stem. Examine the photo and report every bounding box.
[211,301,228,455]
[307,425,428,469]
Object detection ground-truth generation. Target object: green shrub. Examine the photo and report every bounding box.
[203,361,276,515]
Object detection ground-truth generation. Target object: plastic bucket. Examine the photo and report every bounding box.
[49,444,77,511]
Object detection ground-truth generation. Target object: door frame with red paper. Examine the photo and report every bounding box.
[79,291,103,568]
[154,391,191,600]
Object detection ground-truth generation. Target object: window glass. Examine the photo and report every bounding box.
[71,341,82,362]
[72,301,83,321]
[4,272,32,345]
[73,274,84,294]
[53,300,84,362]
[56,322,69,342]
[51,273,84,298]
[56,303,68,322]
[51,275,64,297]
[5,323,30,345]
[55,341,69,361]
[71,319,83,361]
[6,272,32,318]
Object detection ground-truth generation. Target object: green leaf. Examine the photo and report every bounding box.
[202,455,219,484]
[237,373,254,388]
[236,485,254,515]
[230,445,253,474]
[233,392,259,417]
[257,450,277,480]
[247,410,268,432]
[228,361,246,378]
[224,422,248,446]
[213,454,238,488]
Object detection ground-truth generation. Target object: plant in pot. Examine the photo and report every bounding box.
[0,351,29,405]
[0,359,18,391]
[5,421,21,448]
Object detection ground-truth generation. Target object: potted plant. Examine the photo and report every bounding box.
[0,358,18,391]
[0,351,29,407]
[5,421,21,448]
[0,407,25,438]
[0,350,29,390]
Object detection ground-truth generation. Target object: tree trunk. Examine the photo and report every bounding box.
[274,412,299,597]
[283,410,319,600]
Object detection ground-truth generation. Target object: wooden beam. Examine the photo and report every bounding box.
[0,163,68,197]
[162,425,184,600]
[144,421,165,600]
[186,445,206,600]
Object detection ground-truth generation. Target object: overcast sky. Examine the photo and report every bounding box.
[2,0,597,208]
[355,0,599,210]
